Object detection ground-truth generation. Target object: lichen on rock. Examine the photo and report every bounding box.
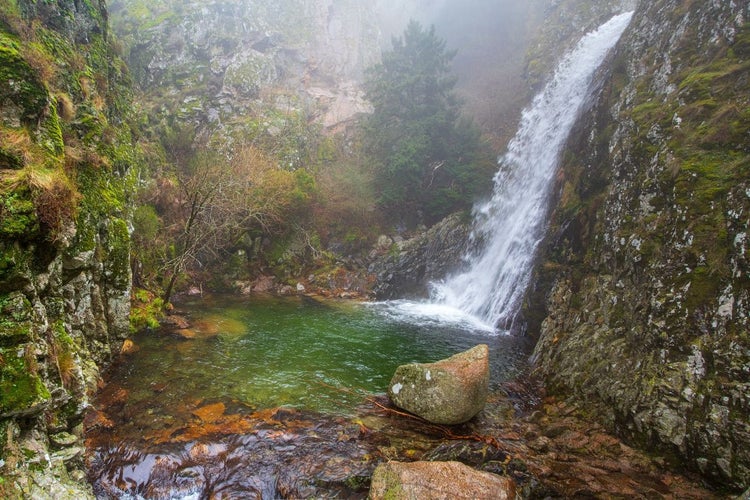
[387,344,489,425]
[528,0,750,491]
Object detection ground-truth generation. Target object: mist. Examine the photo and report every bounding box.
[373,0,547,142]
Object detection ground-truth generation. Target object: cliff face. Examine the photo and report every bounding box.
[109,0,548,147]
[110,0,385,143]
[531,0,749,490]
[0,1,135,496]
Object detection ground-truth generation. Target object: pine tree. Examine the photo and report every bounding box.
[364,20,494,226]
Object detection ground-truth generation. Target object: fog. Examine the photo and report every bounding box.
[374,0,547,142]
[109,0,553,141]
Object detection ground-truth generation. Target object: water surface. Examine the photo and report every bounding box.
[87,295,531,498]
[109,294,530,417]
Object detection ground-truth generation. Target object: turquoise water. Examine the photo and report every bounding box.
[108,295,531,415]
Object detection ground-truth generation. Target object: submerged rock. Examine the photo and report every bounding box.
[387,344,489,424]
[369,461,515,500]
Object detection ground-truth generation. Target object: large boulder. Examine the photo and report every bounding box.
[387,344,489,425]
[369,213,472,299]
[369,461,515,500]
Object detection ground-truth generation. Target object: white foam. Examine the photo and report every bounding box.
[369,300,498,334]
[433,11,635,329]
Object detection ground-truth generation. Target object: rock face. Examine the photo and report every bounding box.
[369,460,515,500]
[529,0,750,490]
[110,0,386,142]
[369,213,472,299]
[388,345,489,425]
[1,0,135,496]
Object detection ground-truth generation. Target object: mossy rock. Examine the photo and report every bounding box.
[0,187,40,239]
[0,346,51,416]
[388,345,490,425]
[0,33,49,127]
[0,291,33,346]
[101,216,131,289]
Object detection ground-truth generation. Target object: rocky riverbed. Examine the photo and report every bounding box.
[84,362,723,498]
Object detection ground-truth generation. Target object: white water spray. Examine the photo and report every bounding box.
[431,12,634,331]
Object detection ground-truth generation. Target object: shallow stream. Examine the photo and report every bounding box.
[85,294,531,498]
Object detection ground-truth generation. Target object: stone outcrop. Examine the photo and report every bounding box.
[369,213,472,299]
[0,0,135,496]
[369,461,515,500]
[388,344,489,425]
[528,0,750,490]
[110,0,387,142]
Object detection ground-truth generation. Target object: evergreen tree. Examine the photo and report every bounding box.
[364,20,494,226]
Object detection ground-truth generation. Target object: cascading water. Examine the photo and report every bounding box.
[432,11,634,331]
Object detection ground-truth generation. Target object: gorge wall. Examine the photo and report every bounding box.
[2,0,747,495]
[0,1,136,496]
[109,0,549,147]
[530,0,750,490]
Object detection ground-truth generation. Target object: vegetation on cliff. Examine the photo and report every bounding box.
[0,0,141,496]
[115,7,496,301]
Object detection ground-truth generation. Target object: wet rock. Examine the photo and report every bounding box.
[369,213,471,299]
[51,446,84,463]
[120,339,140,355]
[162,314,190,329]
[173,329,197,339]
[388,344,489,424]
[233,280,254,295]
[424,440,509,467]
[369,461,515,500]
[192,402,226,423]
[50,432,78,448]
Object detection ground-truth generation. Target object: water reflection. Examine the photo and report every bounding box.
[87,295,531,498]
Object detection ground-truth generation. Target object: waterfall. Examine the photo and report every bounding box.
[432,12,634,331]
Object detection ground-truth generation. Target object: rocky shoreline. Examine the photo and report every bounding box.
[83,336,726,498]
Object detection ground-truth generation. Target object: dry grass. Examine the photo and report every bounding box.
[0,128,41,169]
[20,42,57,83]
[20,167,82,243]
[56,92,76,122]
[79,76,94,100]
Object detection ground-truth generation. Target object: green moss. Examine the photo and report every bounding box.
[0,189,39,238]
[102,217,131,289]
[67,211,96,255]
[72,104,108,142]
[36,27,74,63]
[685,267,724,312]
[0,292,33,346]
[0,33,49,124]
[0,347,50,415]
[674,152,744,207]
[631,100,674,125]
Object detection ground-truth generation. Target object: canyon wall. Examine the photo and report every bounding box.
[0,1,136,495]
[531,0,750,490]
